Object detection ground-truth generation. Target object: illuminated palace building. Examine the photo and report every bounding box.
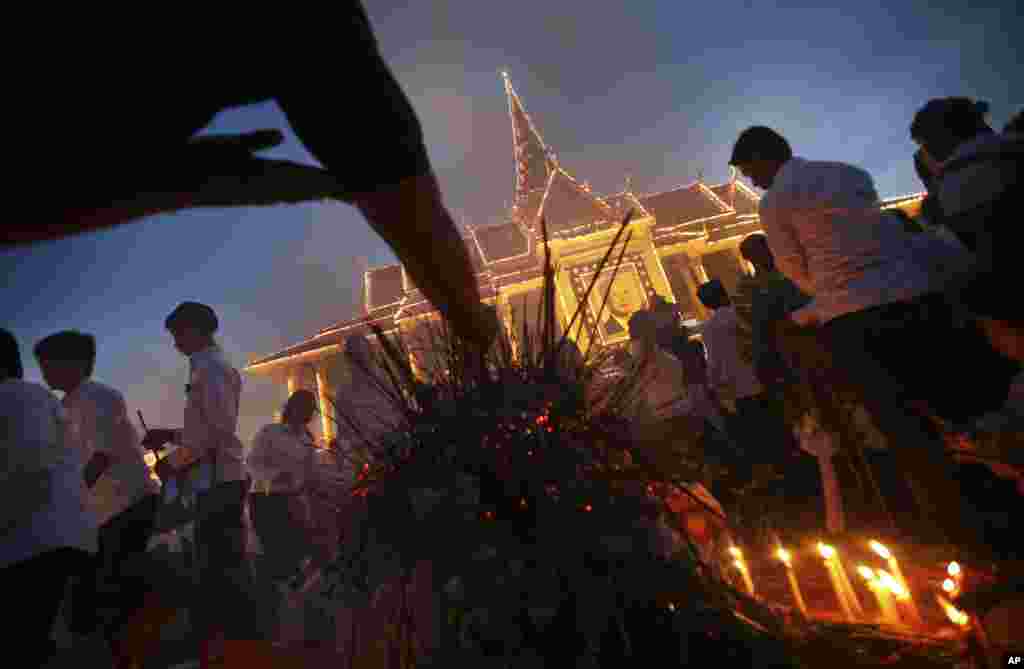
[246,73,925,442]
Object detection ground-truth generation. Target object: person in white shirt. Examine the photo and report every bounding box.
[33,330,161,652]
[727,126,1012,550]
[0,329,98,666]
[246,389,321,644]
[697,279,793,473]
[140,301,255,662]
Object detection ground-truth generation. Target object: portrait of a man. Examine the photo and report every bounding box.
[586,264,650,343]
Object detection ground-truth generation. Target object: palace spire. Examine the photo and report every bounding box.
[503,71,556,203]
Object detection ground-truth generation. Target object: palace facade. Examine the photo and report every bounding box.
[246,73,924,442]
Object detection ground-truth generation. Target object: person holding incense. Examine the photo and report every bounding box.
[141,301,254,666]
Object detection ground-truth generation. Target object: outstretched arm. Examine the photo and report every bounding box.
[277,3,494,347]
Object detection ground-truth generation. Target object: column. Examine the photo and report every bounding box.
[315,365,335,444]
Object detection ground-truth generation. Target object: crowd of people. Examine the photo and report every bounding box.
[623,101,1022,556]
[3,0,1022,662]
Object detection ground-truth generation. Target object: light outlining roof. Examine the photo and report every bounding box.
[248,72,925,373]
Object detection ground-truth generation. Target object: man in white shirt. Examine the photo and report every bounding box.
[1,329,97,666]
[727,126,1011,550]
[141,301,256,663]
[697,279,793,471]
[33,330,161,652]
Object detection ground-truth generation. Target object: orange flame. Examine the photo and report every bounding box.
[817,542,836,560]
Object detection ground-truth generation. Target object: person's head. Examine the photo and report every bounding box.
[697,279,730,310]
[33,331,95,393]
[910,98,992,165]
[165,302,218,356]
[739,234,774,271]
[0,328,23,381]
[729,126,793,190]
[628,310,657,356]
[281,389,317,428]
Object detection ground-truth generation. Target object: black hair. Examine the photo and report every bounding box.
[628,310,656,340]
[739,233,773,265]
[910,98,992,162]
[34,331,97,377]
[730,126,793,165]
[697,279,731,309]
[282,389,317,423]
[0,328,23,380]
[165,302,219,336]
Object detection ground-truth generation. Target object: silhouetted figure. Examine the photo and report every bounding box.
[912,98,1024,364]
[16,3,496,350]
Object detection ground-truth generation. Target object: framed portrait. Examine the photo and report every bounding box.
[571,257,656,345]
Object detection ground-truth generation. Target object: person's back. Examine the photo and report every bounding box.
[0,378,98,568]
[760,158,937,323]
[63,379,159,526]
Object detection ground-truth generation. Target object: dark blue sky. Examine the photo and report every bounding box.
[3,0,1020,444]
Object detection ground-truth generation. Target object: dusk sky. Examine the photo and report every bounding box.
[3,0,1020,446]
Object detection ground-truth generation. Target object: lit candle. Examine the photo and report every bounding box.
[818,543,856,623]
[869,540,922,627]
[730,546,756,597]
[935,594,969,628]
[777,548,808,617]
[857,566,901,627]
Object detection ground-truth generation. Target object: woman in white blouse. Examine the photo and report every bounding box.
[246,390,319,584]
[0,329,98,666]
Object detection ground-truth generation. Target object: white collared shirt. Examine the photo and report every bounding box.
[759,157,941,323]
[702,306,763,400]
[246,423,316,494]
[1,380,98,568]
[63,380,160,526]
[183,345,246,484]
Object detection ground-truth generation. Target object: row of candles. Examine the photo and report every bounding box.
[726,540,970,631]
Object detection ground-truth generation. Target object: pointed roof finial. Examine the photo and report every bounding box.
[624,173,633,192]
[697,168,705,183]
[503,71,555,202]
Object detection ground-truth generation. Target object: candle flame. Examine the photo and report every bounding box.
[936,596,970,627]
[857,565,876,581]
[947,561,961,577]
[817,542,836,560]
[729,546,743,559]
[776,548,792,565]
[877,570,907,599]
[869,540,892,560]
[942,578,957,593]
